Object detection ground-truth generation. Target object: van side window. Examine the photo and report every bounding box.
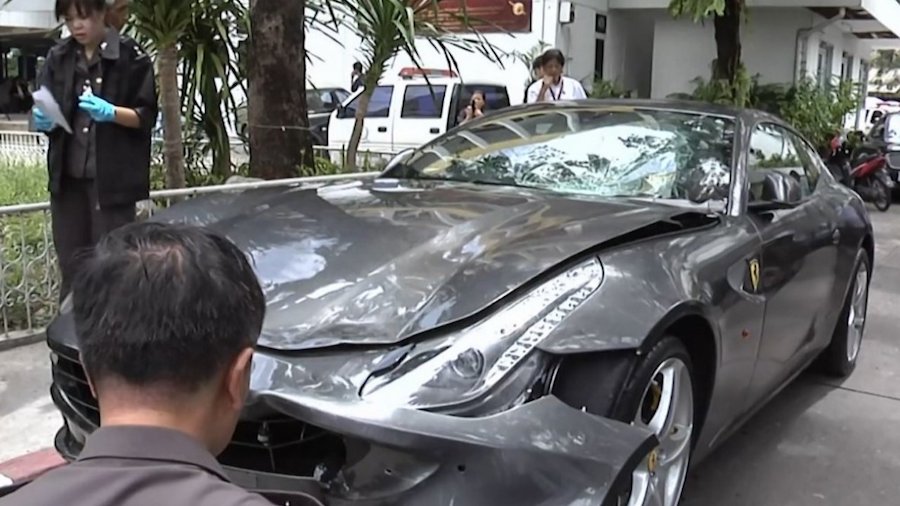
[461,85,510,112]
[401,85,447,118]
[338,86,394,119]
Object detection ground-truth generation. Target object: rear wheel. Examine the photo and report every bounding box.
[820,250,870,377]
[554,337,696,506]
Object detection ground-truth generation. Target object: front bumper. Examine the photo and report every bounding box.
[50,339,656,506]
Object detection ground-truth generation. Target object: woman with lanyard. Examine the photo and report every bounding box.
[525,49,587,103]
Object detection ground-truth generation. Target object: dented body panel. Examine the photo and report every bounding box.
[44,100,875,504]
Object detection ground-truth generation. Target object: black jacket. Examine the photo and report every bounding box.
[39,32,158,207]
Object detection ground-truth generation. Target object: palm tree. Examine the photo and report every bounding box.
[129,0,248,188]
[246,0,314,180]
[328,0,502,170]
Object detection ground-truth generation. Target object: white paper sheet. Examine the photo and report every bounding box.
[32,86,72,134]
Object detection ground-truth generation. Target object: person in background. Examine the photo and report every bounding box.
[351,62,364,92]
[523,56,543,103]
[31,0,157,302]
[526,49,587,103]
[460,90,487,124]
[104,0,129,31]
[0,222,324,506]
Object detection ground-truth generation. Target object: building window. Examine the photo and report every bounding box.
[817,42,834,87]
[594,38,605,80]
[841,52,853,82]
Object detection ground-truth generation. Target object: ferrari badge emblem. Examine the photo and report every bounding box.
[749,258,760,293]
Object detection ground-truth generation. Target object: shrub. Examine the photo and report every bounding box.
[686,72,860,151]
[591,79,631,99]
[0,163,58,334]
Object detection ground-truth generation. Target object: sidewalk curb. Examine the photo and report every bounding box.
[0,331,45,353]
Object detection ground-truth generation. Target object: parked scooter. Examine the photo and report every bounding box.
[827,134,892,212]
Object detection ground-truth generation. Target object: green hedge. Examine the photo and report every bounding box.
[0,162,57,334]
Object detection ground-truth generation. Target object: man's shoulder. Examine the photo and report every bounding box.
[0,461,278,506]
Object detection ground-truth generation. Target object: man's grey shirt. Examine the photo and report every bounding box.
[0,426,286,506]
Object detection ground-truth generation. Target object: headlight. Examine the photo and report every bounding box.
[361,258,604,410]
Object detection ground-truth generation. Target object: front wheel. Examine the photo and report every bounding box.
[554,337,696,506]
[872,177,891,212]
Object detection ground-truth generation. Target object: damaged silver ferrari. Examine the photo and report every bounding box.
[47,99,873,505]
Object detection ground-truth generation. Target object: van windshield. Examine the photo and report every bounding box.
[384,106,735,204]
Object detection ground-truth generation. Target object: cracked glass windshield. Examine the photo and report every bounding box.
[389,106,735,204]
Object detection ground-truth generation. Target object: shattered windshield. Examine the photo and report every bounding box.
[389,106,735,204]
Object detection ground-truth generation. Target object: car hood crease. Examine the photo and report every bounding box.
[154,180,706,351]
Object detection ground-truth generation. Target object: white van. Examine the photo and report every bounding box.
[327,68,512,159]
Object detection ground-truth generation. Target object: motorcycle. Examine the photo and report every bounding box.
[827,134,893,212]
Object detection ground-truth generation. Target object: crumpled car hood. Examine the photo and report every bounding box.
[153,179,700,351]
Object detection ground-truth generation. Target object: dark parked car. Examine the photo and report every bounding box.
[46,100,873,506]
[235,87,350,146]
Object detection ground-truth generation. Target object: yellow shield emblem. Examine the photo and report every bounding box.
[749,258,760,293]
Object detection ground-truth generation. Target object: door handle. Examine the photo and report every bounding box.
[832,229,841,244]
[429,127,440,134]
[377,126,387,132]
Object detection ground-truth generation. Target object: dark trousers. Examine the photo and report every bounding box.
[50,177,136,301]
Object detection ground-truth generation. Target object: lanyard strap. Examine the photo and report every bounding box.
[547,80,563,101]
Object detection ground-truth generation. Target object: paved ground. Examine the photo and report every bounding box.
[2,205,900,503]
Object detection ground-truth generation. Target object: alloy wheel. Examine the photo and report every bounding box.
[625,358,694,506]
[846,262,869,363]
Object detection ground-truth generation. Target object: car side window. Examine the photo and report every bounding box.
[338,85,394,119]
[401,85,447,119]
[786,131,822,191]
[320,91,335,111]
[747,123,813,202]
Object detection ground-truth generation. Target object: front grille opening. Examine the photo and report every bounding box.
[52,352,348,479]
[219,417,347,478]
[52,352,100,426]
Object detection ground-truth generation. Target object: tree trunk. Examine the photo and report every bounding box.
[344,62,387,171]
[158,44,186,189]
[712,0,742,83]
[345,91,372,171]
[248,0,313,180]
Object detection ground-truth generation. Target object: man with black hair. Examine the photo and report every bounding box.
[105,0,129,32]
[0,222,324,506]
[525,48,587,103]
[522,56,543,103]
[351,61,364,92]
[32,0,157,302]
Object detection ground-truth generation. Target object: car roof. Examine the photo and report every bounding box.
[504,98,787,125]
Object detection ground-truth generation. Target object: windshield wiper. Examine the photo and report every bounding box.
[391,172,547,192]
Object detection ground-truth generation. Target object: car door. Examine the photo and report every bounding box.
[745,122,841,404]
[327,84,396,158]
[393,83,449,151]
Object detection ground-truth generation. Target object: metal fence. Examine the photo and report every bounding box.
[0,131,397,169]
[0,139,398,344]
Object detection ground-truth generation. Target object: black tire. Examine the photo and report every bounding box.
[820,249,870,377]
[553,337,697,505]
[872,178,891,212]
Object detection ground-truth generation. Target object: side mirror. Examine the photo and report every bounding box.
[384,148,415,172]
[748,171,803,212]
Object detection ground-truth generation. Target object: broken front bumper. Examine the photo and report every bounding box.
[54,383,656,506]
[229,392,656,506]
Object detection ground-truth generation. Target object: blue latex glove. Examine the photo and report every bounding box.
[32,107,54,132]
[78,93,116,123]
